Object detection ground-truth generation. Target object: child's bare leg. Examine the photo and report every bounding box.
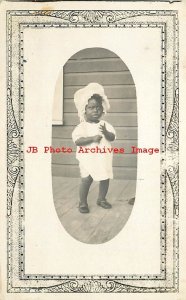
[98,179,109,199]
[79,175,93,213]
[97,179,112,209]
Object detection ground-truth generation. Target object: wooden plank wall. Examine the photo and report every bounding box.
[52,48,137,180]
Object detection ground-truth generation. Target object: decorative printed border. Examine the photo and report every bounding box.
[7,10,179,293]
[6,0,182,2]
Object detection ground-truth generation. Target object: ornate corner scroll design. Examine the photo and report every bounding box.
[27,10,166,24]
[167,166,179,215]
[167,88,179,152]
[34,280,176,293]
[166,88,179,215]
[7,92,20,216]
[27,10,130,23]
[40,280,114,293]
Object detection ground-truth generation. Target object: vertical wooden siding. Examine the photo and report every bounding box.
[52,48,137,180]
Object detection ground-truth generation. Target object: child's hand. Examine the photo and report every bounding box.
[99,123,115,142]
[99,123,108,136]
[93,135,103,143]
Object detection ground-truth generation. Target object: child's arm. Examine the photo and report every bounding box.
[75,135,102,146]
[99,123,115,141]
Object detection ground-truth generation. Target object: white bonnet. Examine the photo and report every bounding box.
[74,83,110,122]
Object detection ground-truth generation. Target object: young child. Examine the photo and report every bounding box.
[72,83,116,213]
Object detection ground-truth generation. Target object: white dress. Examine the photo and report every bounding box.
[72,120,116,181]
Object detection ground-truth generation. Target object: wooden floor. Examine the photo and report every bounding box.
[53,177,136,244]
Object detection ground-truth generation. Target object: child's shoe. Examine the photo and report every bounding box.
[79,204,89,213]
[97,199,112,209]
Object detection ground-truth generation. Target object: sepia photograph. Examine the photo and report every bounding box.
[52,47,137,244]
[1,1,183,297]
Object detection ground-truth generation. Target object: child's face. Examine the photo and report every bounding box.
[85,98,103,122]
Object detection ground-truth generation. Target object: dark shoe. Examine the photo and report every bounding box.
[97,199,112,209]
[79,205,89,213]
[128,197,135,205]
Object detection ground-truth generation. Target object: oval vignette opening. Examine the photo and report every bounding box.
[52,47,137,244]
